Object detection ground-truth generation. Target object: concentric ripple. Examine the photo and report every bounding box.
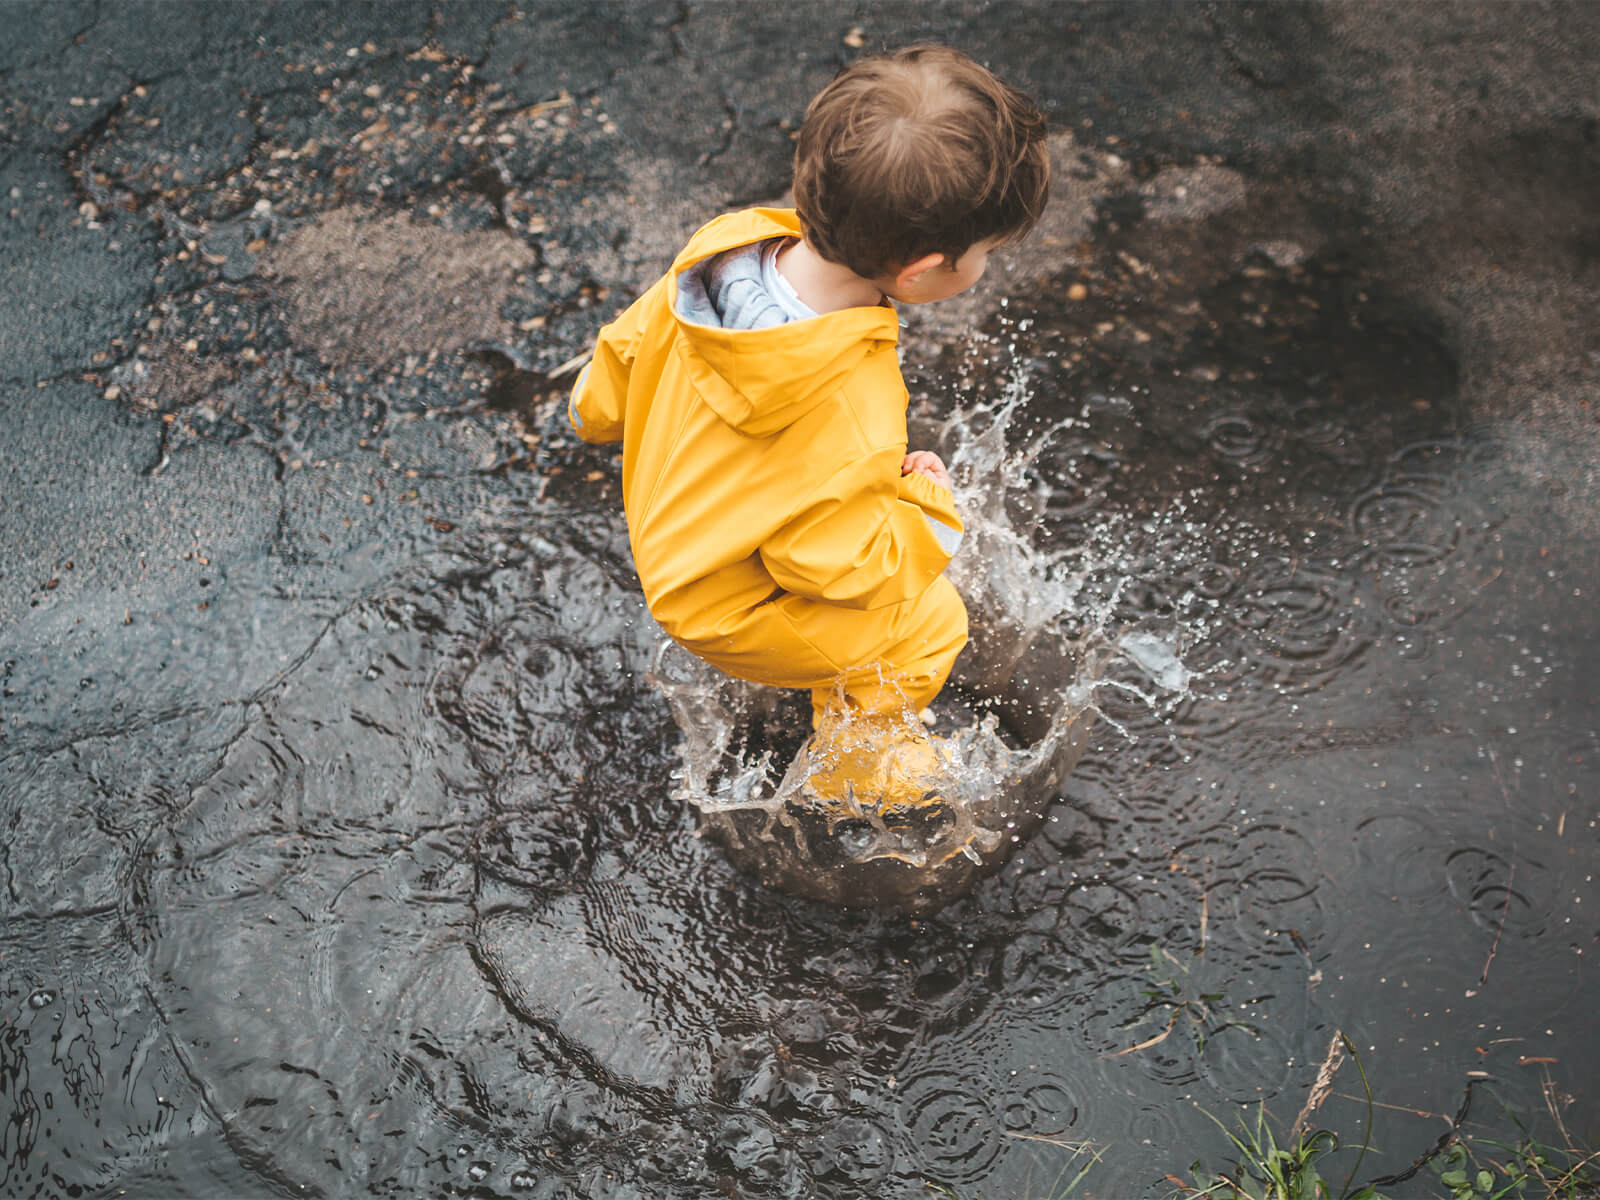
[895,1067,1008,1185]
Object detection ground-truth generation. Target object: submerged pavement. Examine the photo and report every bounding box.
[2,3,1597,1197]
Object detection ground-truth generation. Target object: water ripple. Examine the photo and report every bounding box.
[895,1066,1007,1185]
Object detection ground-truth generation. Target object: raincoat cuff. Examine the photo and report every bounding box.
[899,469,962,557]
[568,362,590,429]
[899,468,960,525]
[569,360,623,443]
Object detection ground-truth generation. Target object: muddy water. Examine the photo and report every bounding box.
[5,233,1597,1198]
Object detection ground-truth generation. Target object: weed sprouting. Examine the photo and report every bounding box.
[1167,1101,1390,1200]
[1168,1033,1385,1200]
[1427,1080,1600,1200]
[927,1039,1595,1200]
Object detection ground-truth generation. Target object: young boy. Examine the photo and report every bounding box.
[569,44,1049,813]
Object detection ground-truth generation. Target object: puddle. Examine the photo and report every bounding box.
[5,182,1597,1200]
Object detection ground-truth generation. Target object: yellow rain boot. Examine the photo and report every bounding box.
[804,709,952,822]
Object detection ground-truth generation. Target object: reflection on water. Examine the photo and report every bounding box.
[3,237,1596,1198]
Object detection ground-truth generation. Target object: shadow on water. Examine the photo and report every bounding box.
[5,167,1598,1200]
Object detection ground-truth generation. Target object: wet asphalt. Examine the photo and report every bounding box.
[1,1,1597,1193]
[3,2,1596,743]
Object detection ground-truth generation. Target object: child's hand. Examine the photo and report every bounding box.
[901,450,951,492]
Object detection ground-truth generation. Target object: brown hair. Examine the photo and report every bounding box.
[792,44,1049,279]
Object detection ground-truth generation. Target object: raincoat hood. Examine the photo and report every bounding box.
[667,208,901,438]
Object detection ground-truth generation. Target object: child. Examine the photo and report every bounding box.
[569,44,1049,813]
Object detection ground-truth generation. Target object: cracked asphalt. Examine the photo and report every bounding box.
[3,2,1596,739]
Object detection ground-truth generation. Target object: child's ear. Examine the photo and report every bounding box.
[895,251,948,288]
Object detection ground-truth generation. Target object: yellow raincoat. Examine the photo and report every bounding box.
[570,208,967,721]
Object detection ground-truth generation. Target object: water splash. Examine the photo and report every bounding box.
[650,359,1199,910]
[1118,631,1193,694]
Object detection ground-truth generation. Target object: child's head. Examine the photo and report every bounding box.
[792,44,1049,290]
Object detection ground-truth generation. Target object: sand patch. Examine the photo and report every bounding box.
[264,207,537,374]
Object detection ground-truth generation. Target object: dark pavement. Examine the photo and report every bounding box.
[3,2,1596,738]
[2,3,1597,1196]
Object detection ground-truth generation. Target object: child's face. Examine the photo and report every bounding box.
[884,236,1004,305]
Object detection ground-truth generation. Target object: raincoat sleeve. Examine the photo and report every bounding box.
[569,274,670,444]
[760,448,964,610]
